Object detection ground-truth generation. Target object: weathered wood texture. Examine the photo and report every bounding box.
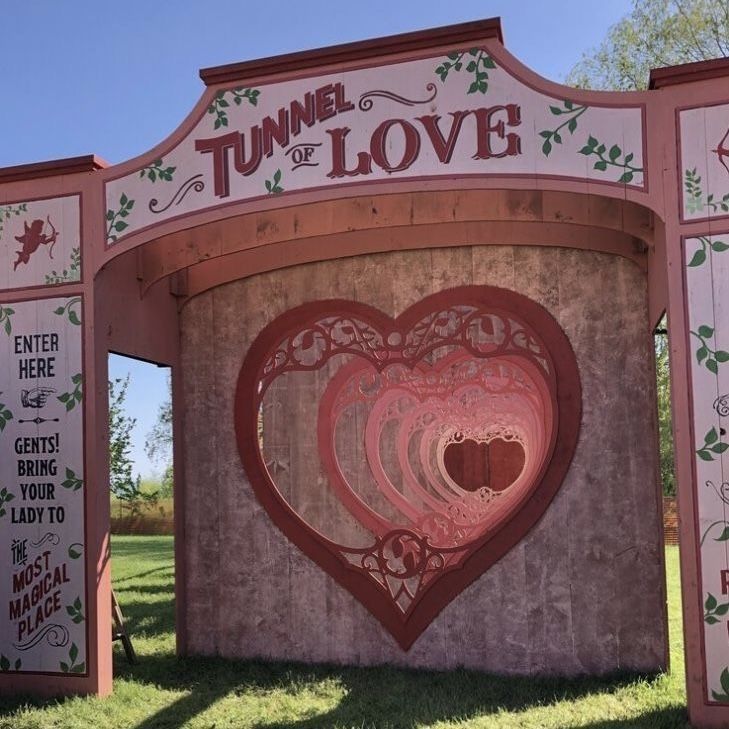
[179,245,667,674]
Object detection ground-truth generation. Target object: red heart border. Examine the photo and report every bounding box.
[235,286,581,650]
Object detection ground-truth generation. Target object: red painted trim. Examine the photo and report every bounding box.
[650,57,729,90]
[0,156,107,183]
[234,286,581,650]
[680,233,712,704]
[101,173,652,263]
[199,18,503,85]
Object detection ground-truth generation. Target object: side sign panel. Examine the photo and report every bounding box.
[0,196,81,291]
[0,295,86,675]
[685,231,729,703]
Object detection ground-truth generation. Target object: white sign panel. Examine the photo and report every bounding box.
[680,104,729,222]
[105,48,644,244]
[0,295,86,675]
[685,232,729,703]
[0,196,81,291]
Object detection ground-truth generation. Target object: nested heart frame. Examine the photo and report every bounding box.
[235,286,581,649]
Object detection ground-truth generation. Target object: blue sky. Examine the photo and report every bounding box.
[1,0,633,477]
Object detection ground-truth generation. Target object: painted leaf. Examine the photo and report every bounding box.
[688,249,707,267]
[699,325,714,338]
[707,593,718,611]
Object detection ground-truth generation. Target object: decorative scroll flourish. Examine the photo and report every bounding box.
[358,83,438,112]
[715,394,729,417]
[149,174,205,214]
[341,529,465,615]
[260,306,550,395]
[30,532,60,548]
[14,623,69,651]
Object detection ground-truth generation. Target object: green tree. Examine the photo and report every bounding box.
[109,376,157,514]
[567,0,729,90]
[655,322,676,498]
[145,374,173,497]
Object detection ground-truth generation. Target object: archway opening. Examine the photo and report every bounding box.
[108,353,175,666]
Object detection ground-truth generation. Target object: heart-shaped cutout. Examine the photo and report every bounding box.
[236,286,581,649]
[443,438,526,493]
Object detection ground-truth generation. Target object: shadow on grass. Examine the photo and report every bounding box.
[109,653,686,729]
[112,565,174,586]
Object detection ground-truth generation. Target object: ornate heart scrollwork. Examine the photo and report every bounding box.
[235,286,581,649]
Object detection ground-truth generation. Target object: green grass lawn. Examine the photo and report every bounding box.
[0,538,690,728]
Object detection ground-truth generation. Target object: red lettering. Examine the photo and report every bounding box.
[195,127,263,198]
[327,127,372,178]
[721,569,729,595]
[315,84,337,122]
[416,111,472,163]
[194,132,237,198]
[472,104,522,160]
[262,108,289,158]
[290,93,315,136]
[333,82,354,114]
[370,119,421,173]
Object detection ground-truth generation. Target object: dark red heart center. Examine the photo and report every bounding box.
[443,438,526,492]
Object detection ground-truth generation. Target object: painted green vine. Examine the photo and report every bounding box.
[0,400,13,432]
[139,158,176,183]
[58,373,83,412]
[435,48,495,94]
[701,519,729,546]
[66,596,85,624]
[53,297,82,326]
[696,426,729,462]
[685,168,729,215]
[0,305,15,336]
[59,642,84,674]
[579,136,642,184]
[61,467,83,492]
[45,247,81,284]
[0,655,21,671]
[705,593,729,624]
[688,236,729,267]
[0,486,14,518]
[538,101,588,157]
[691,324,729,374]
[208,87,260,130]
[0,486,15,516]
[0,203,27,239]
[265,169,284,194]
[106,193,135,244]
